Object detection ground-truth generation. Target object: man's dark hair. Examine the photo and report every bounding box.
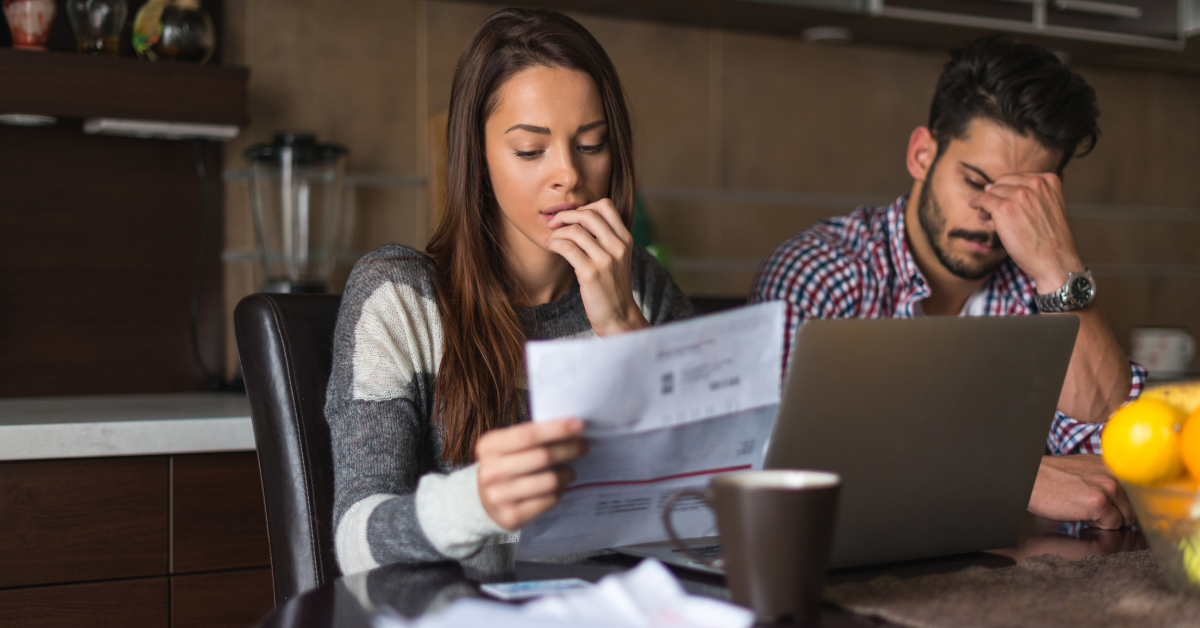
[929,35,1099,173]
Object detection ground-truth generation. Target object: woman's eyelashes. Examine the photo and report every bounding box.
[512,142,609,160]
[964,177,985,190]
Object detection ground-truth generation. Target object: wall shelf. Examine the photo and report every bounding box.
[0,49,248,125]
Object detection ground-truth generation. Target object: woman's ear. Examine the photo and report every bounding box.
[906,127,938,183]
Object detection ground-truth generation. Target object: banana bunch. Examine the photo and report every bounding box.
[1142,380,1200,415]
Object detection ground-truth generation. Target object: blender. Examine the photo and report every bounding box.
[245,133,348,293]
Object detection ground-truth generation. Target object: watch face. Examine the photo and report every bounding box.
[1069,277,1094,305]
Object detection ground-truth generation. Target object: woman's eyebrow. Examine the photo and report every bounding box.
[506,124,550,134]
[505,120,607,134]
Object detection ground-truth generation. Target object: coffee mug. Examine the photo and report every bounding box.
[1131,327,1195,379]
[662,470,841,622]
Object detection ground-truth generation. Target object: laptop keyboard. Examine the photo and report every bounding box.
[672,544,722,558]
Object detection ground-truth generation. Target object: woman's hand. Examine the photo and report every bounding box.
[545,199,650,336]
[476,418,588,531]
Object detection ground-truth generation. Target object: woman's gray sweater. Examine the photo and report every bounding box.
[325,244,693,574]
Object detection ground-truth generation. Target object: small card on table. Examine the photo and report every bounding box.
[480,578,593,601]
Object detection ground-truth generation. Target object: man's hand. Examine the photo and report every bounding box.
[971,172,1084,294]
[1028,454,1136,529]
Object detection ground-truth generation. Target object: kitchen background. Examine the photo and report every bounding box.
[219,0,1200,379]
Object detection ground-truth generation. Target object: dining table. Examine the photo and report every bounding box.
[255,514,1155,628]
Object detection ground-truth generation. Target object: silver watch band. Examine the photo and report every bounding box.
[1035,270,1095,313]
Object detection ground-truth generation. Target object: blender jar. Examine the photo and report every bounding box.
[245,133,348,293]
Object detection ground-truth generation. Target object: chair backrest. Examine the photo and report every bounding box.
[234,293,343,605]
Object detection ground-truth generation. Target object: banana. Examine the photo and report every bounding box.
[1143,380,1200,415]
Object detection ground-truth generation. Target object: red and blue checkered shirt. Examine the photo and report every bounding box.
[749,194,1146,456]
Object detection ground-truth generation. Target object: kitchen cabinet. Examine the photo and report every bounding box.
[875,0,1184,48]
[0,395,272,627]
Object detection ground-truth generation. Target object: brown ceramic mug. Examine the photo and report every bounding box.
[662,470,841,623]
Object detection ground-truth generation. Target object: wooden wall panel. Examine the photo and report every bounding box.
[0,578,168,628]
[171,569,274,628]
[0,457,168,589]
[0,122,224,397]
[171,452,271,573]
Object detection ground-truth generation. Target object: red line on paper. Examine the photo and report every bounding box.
[566,464,752,491]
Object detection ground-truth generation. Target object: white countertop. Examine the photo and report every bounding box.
[0,393,255,461]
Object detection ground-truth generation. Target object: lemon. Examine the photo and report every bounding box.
[1102,398,1186,486]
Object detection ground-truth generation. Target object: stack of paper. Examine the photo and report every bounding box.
[518,302,785,559]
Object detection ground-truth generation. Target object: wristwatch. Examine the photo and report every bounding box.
[1035,270,1096,313]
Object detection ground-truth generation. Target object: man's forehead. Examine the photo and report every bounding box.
[944,117,1061,177]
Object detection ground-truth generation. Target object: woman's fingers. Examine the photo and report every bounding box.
[476,418,584,459]
[548,205,629,254]
[588,199,631,244]
[484,466,578,506]
[500,494,561,530]
[548,224,611,267]
[480,437,588,484]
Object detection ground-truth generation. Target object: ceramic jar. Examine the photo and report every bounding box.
[3,0,57,51]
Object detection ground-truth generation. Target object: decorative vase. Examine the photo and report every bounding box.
[131,0,214,64]
[3,0,56,51]
[66,0,127,55]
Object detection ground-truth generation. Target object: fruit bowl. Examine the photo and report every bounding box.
[1122,480,1200,596]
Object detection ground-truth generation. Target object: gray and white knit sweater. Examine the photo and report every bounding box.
[325,243,694,575]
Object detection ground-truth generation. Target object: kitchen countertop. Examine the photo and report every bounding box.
[0,392,254,461]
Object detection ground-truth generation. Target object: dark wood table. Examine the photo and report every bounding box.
[256,516,1146,628]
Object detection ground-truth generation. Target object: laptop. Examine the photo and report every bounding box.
[615,314,1080,573]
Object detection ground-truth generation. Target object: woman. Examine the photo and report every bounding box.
[326,8,693,574]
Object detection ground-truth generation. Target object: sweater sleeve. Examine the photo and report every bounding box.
[630,244,694,325]
[325,247,507,574]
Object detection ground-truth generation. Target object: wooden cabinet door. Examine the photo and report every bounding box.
[171,569,274,628]
[170,452,271,573]
[0,578,168,628]
[0,456,169,588]
[1046,0,1179,41]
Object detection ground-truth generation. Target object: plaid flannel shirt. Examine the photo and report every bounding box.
[749,194,1146,456]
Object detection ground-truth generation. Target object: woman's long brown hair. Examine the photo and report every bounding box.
[425,9,636,465]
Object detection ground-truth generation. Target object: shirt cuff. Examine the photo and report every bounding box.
[414,462,510,559]
[1047,358,1148,456]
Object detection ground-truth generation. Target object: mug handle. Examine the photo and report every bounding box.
[661,488,723,569]
[1184,335,1196,364]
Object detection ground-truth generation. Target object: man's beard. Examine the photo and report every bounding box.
[916,168,1006,281]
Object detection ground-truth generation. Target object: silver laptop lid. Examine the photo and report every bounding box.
[765,315,1079,569]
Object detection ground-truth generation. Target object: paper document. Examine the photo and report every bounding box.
[517,302,784,559]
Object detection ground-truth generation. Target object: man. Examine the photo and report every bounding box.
[750,35,1146,530]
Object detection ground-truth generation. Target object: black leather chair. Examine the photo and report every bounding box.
[234,293,343,606]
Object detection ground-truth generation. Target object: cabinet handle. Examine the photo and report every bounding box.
[1052,0,1143,19]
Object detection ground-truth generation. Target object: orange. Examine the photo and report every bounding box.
[1101,398,1186,486]
[1181,408,1200,481]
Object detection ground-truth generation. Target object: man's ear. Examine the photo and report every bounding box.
[907,127,938,182]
